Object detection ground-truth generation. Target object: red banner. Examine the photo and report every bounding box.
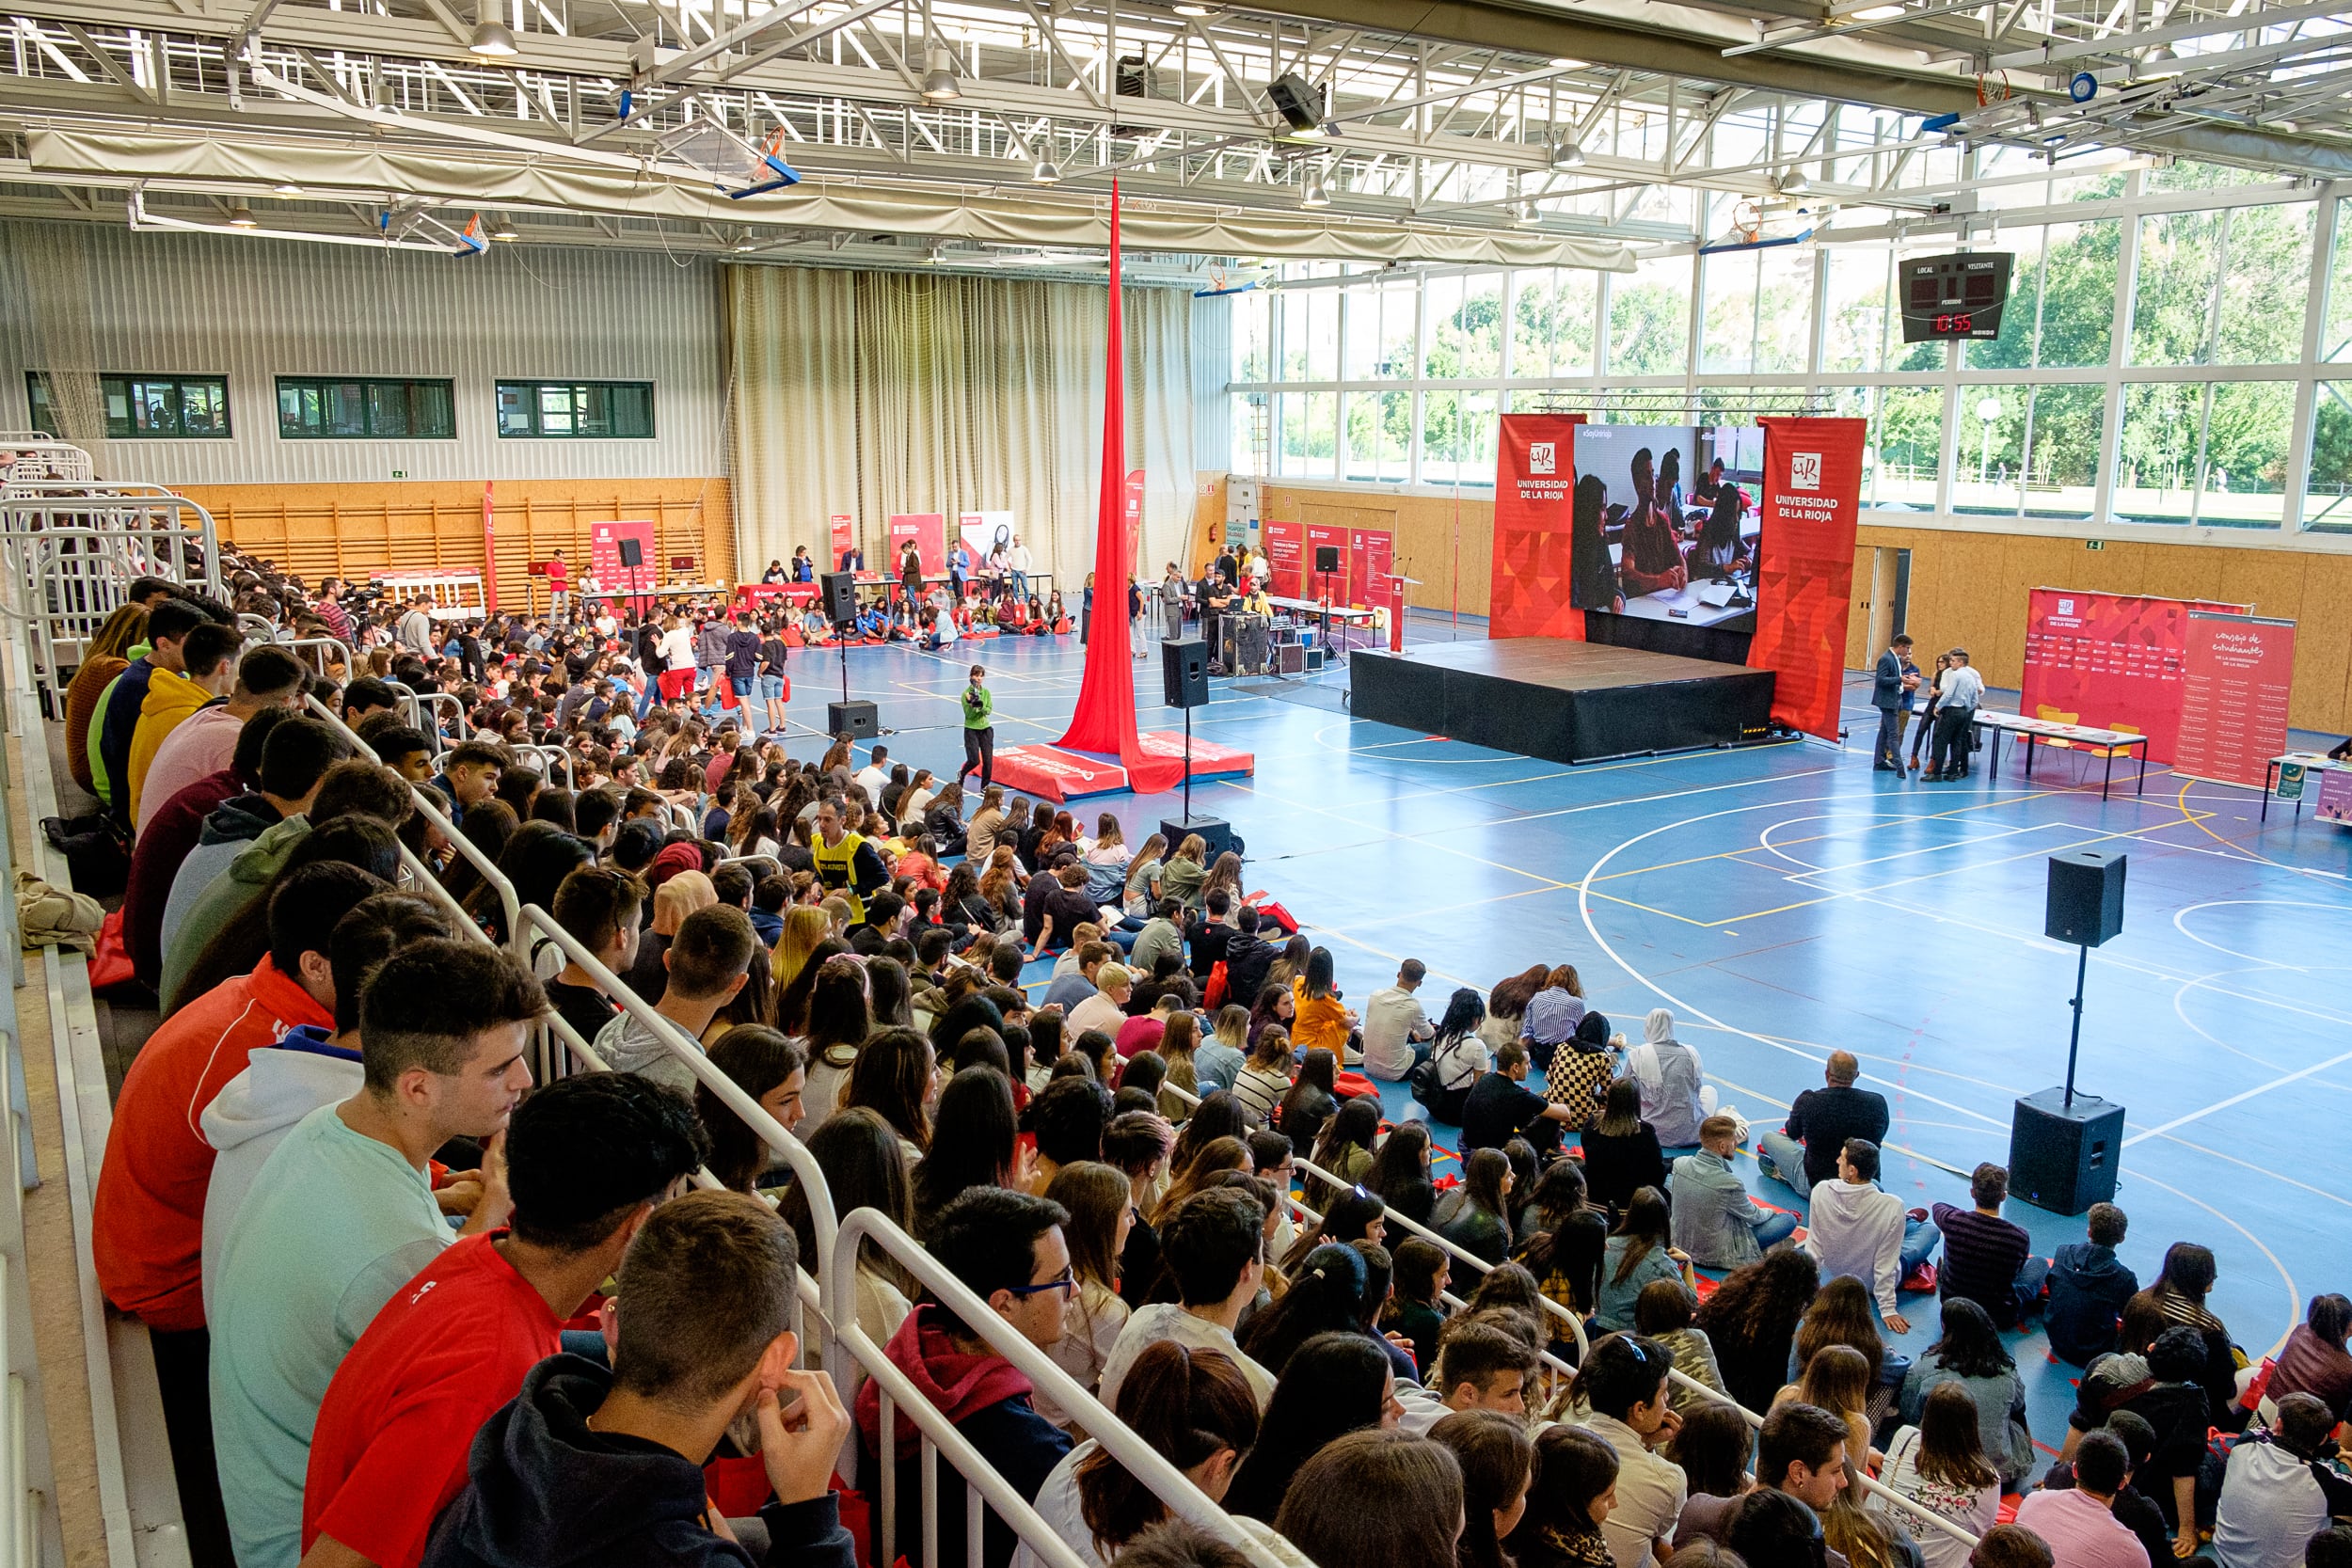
[1348,529,1393,607]
[1302,523,1347,599]
[1051,182,1182,793]
[2173,611,2296,787]
[1490,413,1586,640]
[829,513,854,567]
[589,518,656,596]
[1124,470,1146,578]
[482,482,499,612]
[886,514,946,577]
[1264,518,1304,598]
[1744,418,1866,741]
[2019,590,2250,763]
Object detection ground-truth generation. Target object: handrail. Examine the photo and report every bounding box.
[1156,1082,1977,1550]
[274,634,356,683]
[832,1207,1288,1568]
[303,693,522,959]
[519,906,840,1273]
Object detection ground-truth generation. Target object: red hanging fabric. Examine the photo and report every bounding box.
[1054,181,1184,794]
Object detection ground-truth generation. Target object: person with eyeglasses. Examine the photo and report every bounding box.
[853,1186,1078,1568]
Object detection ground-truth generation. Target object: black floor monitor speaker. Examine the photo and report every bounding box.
[2010,1087,2125,1214]
[1163,638,1210,708]
[2046,849,2126,946]
[1314,545,1341,574]
[820,571,858,626]
[826,699,878,739]
[1161,816,1236,863]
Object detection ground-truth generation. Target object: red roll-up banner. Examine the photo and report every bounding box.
[1490,413,1587,640]
[1302,522,1347,600]
[1744,417,1866,742]
[2020,589,2249,763]
[1263,518,1304,598]
[2173,610,2296,787]
[1349,529,1392,607]
[829,514,854,567]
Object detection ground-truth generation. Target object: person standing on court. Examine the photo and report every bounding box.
[1925,647,1985,782]
[1872,633,1919,771]
[959,663,996,792]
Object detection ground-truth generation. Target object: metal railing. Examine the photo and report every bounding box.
[0,484,225,693]
[1156,1080,1980,1552]
[833,1208,1288,1568]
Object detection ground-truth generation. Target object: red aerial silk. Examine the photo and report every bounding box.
[1054,182,1184,794]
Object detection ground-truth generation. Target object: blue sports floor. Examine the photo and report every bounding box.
[783,613,2352,1462]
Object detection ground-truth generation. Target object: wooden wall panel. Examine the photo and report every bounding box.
[1859,522,2352,732]
[170,478,736,620]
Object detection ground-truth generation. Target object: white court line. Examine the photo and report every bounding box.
[2121,1047,2352,1146]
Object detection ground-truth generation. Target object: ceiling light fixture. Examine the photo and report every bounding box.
[1848,5,1906,20]
[468,0,518,55]
[921,43,961,101]
[1172,1,1214,13]
[1780,170,1811,193]
[273,182,300,195]
[1301,170,1330,207]
[490,213,519,241]
[1515,197,1541,226]
[1552,137,1587,168]
[228,202,259,228]
[1267,71,1327,138]
[1032,157,1062,183]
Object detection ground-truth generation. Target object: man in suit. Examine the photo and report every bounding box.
[1871,633,1918,771]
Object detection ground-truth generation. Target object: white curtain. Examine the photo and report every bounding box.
[727,265,1195,592]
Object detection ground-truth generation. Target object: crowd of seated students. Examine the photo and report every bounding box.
[66,564,2352,1568]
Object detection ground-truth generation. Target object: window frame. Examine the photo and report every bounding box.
[492,379,658,440]
[27,371,234,440]
[275,375,458,440]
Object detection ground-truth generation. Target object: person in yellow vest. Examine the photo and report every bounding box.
[810,797,889,923]
[127,622,243,823]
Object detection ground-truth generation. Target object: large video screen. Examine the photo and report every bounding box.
[1570,423,1763,634]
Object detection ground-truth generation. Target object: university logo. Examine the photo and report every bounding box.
[1790,451,1823,491]
[1528,442,1556,475]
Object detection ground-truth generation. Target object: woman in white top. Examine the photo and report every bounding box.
[1036,1162,1134,1431]
[1869,1381,2001,1568]
[1081,813,1134,906]
[1013,1338,1263,1568]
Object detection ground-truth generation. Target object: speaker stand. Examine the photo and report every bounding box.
[837,633,851,709]
[1181,702,1194,822]
[2062,942,2088,1108]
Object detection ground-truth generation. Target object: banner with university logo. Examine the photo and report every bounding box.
[1488,413,1586,639]
[1742,417,1865,741]
[2173,610,2296,788]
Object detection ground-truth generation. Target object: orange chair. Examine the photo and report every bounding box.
[2033,705,2083,782]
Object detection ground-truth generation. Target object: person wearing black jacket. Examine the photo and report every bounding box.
[1219,906,1278,1004]
[1189,890,1236,977]
[421,1191,855,1568]
[1756,1051,1888,1195]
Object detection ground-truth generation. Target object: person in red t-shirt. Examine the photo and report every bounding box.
[299,1072,707,1568]
[545,548,570,625]
[91,863,390,1568]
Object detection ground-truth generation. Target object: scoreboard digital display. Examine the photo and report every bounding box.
[1899,251,2015,342]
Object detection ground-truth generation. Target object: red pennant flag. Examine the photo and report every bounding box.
[1055,181,1184,793]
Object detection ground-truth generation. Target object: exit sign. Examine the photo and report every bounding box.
[391,469,407,479]
[2084,540,2105,550]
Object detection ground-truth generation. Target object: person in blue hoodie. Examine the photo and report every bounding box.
[421,1189,855,1568]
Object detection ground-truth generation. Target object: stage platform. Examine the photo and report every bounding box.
[1349,639,1775,764]
[992,731,1255,802]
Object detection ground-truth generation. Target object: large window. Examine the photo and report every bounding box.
[494,380,655,439]
[1608,255,1692,376]
[278,376,455,439]
[28,372,231,439]
[1222,171,2352,531]
[1700,247,1812,374]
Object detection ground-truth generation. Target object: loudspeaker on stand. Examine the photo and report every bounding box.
[827,700,878,739]
[2046,849,2126,946]
[820,571,858,626]
[1162,638,1210,708]
[2010,1088,2124,1213]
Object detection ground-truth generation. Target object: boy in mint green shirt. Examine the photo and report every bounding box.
[207,940,540,1568]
